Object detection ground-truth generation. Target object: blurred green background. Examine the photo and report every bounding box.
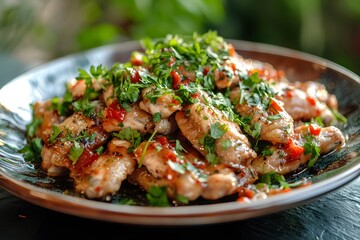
[0,0,359,83]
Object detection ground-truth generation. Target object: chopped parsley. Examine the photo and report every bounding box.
[146,186,170,206]
[303,135,321,168]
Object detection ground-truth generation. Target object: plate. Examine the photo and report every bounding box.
[0,39,359,225]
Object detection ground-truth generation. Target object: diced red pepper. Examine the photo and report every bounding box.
[170,70,181,90]
[309,124,321,136]
[285,90,293,98]
[270,99,283,112]
[130,70,141,83]
[306,96,317,106]
[203,66,210,76]
[106,101,126,122]
[230,62,237,71]
[171,99,179,105]
[162,149,177,162]
[284,138,304,161]
[130,52,144,66]
[74,149,99,172]
[156,135,170,146]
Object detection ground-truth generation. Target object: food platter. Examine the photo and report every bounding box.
[0,39,359,225]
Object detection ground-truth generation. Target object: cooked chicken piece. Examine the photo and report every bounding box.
[153,115,178,135]
[127,167,176,198]
[213,59,241,89]
[251,124,345,175]
[131,138,256,201]
[230,52,284,82]
[67,78,106,99]
[41,112,109,176]
[139,86,182,119]
[101,85,115,106]
[176,101,256,169]
[230,87,294,144]
[294,124,345,154]
[201,166,238,200]
[133,141,169,178]
[133,139,203,200]
[74,139,136,199]
[32,99,61,142]
[102,102,154,133]
[273,81,337,125]
[208,47,284,90]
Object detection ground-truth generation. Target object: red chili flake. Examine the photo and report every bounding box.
[182,79,191,85]
[236,187,254,202]
[285,90,293,98]
[309,124,321,136]
[230,62,237,71]
[191,93,199,99]
[74,149,99,173]
[284,138,304,161]
[162,149,177,162]
[171,99,179,105]
[130,70,142,83]
[95,186,102,193]
[106,101,126,122]
[170,70,181,90]
[306,96,317,106]
[203,66,210,76]
[270,99,283,112]
[130,52,144,66]
[156,135,170,146]
[243,188,255,198]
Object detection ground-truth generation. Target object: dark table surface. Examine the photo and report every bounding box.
[0,56,359,240]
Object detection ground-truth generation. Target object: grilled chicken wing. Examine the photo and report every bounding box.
[230,87,294,144]
[131,138,256,201]
[251,124,345,175]
[32,99,62,142]
[102,101,153,133]
[139,86,182,119]
[41,112,109,176]
[74,139,136,199]
[273,81,338,125]
[176,101,256,169]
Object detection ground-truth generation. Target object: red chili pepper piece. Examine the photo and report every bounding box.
[170,70,181,90]
[106,101,126,122]
[306,96,317,106]
[309,124,321,135]
[74,149,99,172]
[130,70,141,83]
[284,138,304,161]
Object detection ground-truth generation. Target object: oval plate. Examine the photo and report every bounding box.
[0,40,359,225]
